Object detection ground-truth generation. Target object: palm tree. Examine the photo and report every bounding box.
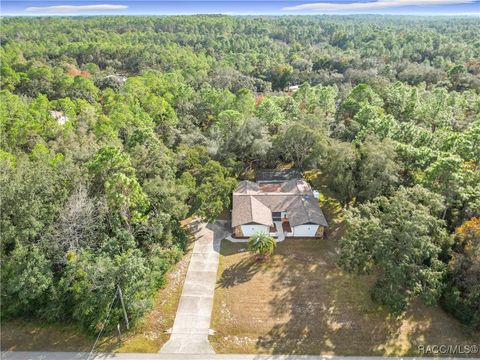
[248,232,276,260]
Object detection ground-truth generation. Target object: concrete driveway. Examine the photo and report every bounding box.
[160,220,231,354]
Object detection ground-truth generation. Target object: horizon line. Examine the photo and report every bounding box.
[2,12,479,16]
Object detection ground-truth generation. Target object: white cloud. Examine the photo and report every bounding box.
[26,4,128,13]
[283,0,476,11]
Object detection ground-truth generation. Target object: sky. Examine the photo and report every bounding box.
[1,0,479,16]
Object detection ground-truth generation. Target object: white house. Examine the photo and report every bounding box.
[231,171,327,240]
[287,84,300,92]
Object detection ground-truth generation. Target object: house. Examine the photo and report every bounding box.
[104,74,128,83]
[231,172,328,240]
[49,110,68,125]
[287,84,299,92]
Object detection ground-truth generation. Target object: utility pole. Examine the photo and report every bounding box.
[117,323,122,343]
[117,284,130,330]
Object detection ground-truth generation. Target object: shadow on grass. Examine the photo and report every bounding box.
[252,217,406,355]
[254,250,396,354]
[253,240,478,354]
[218,257,262,289]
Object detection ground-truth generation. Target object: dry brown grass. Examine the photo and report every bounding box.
[1,320,96,352]
[1,243,193,353]
[210,200,479,355]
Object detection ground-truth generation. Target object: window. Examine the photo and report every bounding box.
[272,212,282,221]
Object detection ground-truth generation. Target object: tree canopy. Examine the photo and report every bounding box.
[1,14,479,332]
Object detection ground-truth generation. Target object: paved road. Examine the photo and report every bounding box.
[3,352,479,360]
[159,220,230,354]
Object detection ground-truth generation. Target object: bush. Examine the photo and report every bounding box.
[149,245,184,288]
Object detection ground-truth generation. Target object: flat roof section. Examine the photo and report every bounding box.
[256,169,301,183]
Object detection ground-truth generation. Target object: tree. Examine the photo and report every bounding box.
[88,147,149,226]
[270,64,293,91]
[50,186,103,265]
[0,63,20,92]
[415,88,453,133]
[272,123,326,169]
[352,103,396,142]
[321,140,357,207]
[442,217,480,330]
[337,83,383,122]
[234,88,256,115]
[216,117,272,165]
[455,120,480,165]
[293,83,337,120]
[356,138,400,203]
[339,186,450,314]
[382,81,417,122]
[60,249,153,332]
[214,109,244,135]
[126,127,177,183]
[256,97,286,130]
[248,232,276,260]
[194,160,237,222]
[0,149,70,249]
[448,64,469,91]
[1,244,53,317]
[423,155,464,220]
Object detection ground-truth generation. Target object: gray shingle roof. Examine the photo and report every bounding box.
[232,179,328,228]
[231,194,273,227]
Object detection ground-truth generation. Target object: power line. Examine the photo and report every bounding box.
[87,287,119,360]
[117,284,130,330]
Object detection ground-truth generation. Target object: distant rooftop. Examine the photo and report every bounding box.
[49,110,68,125]
[256,169,301,183]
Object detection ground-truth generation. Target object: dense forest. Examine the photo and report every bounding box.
[1,15,479,334]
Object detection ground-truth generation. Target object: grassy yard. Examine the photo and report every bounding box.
[1,242,193,353]
[210,201,479,355]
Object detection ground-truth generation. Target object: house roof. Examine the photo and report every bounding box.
[232,179,328,228]
[256,169,301,183]
[234,180,260,194]
[234,179,311,195]
[280,179,311,193]
[231,194,273,227]
[251,194,328,227]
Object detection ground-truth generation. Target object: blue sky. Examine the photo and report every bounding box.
[1,0,479,16]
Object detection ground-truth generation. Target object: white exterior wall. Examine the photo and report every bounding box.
[292,224,319,237]
[241,224,270,237]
